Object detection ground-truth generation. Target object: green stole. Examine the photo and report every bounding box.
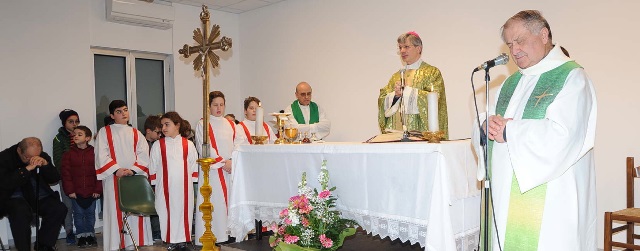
[482,61,581,250]
[291,100,319,124]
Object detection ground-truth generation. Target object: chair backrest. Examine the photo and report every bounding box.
[117,175,157,216]
[627,157,640,208]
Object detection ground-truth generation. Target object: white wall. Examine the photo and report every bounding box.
[237,0,640,248]
[1,0,639,248]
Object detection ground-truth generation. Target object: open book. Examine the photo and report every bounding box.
[365,130,425,143]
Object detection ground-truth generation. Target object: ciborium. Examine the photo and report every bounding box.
[271,112,290,144]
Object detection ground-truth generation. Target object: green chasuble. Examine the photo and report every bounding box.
[377,62,449,139]
[482,61,581,251]
[291,100,319,124]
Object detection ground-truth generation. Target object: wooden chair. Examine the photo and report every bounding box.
[117,175,157,251]
[604,157,640,250]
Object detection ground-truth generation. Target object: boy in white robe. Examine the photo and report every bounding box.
[149,112,198,249]
[236,97,277,145]
[473,10,597,251]
[194,91,237,245]
[95,100,153,251]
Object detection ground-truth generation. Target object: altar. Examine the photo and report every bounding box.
[228,140,480,251]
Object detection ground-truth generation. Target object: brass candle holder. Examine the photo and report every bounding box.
[271,113,290,144]
[422,131,445,143]
[251,135,268,145]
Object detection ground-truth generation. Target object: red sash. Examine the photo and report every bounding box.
[159,137,191,242]
[102,125,147,247]
[205,118,236,212]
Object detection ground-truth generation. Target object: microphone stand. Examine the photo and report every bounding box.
[399,68,411,142]
[481,69,491,251]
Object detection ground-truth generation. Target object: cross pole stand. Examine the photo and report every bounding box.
[178,5,232,251]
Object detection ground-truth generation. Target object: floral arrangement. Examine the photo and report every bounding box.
[269,160,358,251]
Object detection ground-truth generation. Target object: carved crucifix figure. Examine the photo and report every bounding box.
[178,5,231,251]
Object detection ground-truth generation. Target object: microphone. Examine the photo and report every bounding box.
[279,110,285,113]
[474,53,509,72]
[400,69,406,88]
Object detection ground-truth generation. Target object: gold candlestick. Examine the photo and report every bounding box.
[251,135,268,145]
[271,113,289,144]
[196,157,218,251]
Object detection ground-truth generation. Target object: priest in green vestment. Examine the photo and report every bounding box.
[378,32,448,138]
[284,82,331,140]
[473,10,597,251]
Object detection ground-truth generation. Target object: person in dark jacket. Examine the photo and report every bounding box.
[61,126,101,247]
[53,108,80,245]
[0,137,67,251]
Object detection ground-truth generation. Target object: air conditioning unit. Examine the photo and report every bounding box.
[106,0,175,30]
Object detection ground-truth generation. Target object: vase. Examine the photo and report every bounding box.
[270,228,356,251]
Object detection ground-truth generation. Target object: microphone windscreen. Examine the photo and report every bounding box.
[279,110,285,113]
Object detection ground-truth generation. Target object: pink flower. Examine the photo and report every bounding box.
[318,190,331,199]
[278,226,286,235]
[284,234,299,244]
[290,195,310,210]
[301,217,309,227]
[284,218,292,225]
[319,234,333,248]
[279,208,289,218]
[298,204,313,214]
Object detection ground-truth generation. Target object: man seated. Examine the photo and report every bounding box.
[284,82,331,140]
[0,137,67,251]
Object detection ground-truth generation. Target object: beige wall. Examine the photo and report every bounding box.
[1,0,639,248]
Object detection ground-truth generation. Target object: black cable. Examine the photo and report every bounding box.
[471,71,503,251]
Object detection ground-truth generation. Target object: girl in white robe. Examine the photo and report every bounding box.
[149,112,198,248]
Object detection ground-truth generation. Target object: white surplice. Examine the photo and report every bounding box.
[235,119,277,145]
[95,124,153,251]
[149,135,198,244]
[284,102,331,140]
[472,45,597,251]
[194,115,237,244]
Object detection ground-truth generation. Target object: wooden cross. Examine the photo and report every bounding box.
[178,5,232,251]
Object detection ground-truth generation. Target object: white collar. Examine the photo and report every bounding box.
[520,44,572,76]
[405,59,423,70]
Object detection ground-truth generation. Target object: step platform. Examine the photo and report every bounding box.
[220,232,424,251]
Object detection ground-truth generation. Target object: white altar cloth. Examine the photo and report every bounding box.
[228,140,480,251]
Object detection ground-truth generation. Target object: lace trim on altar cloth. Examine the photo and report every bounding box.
[228,203,479,250]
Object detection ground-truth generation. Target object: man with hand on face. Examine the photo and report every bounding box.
[0,137,67,251]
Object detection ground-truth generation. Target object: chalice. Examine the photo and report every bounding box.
[284,127,299,144]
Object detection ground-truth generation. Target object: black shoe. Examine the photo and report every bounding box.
[86,236,98,246]
[167,243,180,251]
[77,237,88,247]
[34,243,56,251]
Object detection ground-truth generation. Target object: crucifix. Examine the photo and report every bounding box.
[178,5,232,251]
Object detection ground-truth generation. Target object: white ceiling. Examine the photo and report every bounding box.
[166,0,285,14]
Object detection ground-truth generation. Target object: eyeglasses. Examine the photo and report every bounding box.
[298,92,312,98]
[67,120,80,124]
[398,45,416,51]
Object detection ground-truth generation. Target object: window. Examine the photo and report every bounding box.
[92,48,174,133]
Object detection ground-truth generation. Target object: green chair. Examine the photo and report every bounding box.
[117,175,157,251]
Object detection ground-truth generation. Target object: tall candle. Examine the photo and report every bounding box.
[427,92,439,132]
[255,102,264,136]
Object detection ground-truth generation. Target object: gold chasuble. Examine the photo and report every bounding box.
[378,62,448,138]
